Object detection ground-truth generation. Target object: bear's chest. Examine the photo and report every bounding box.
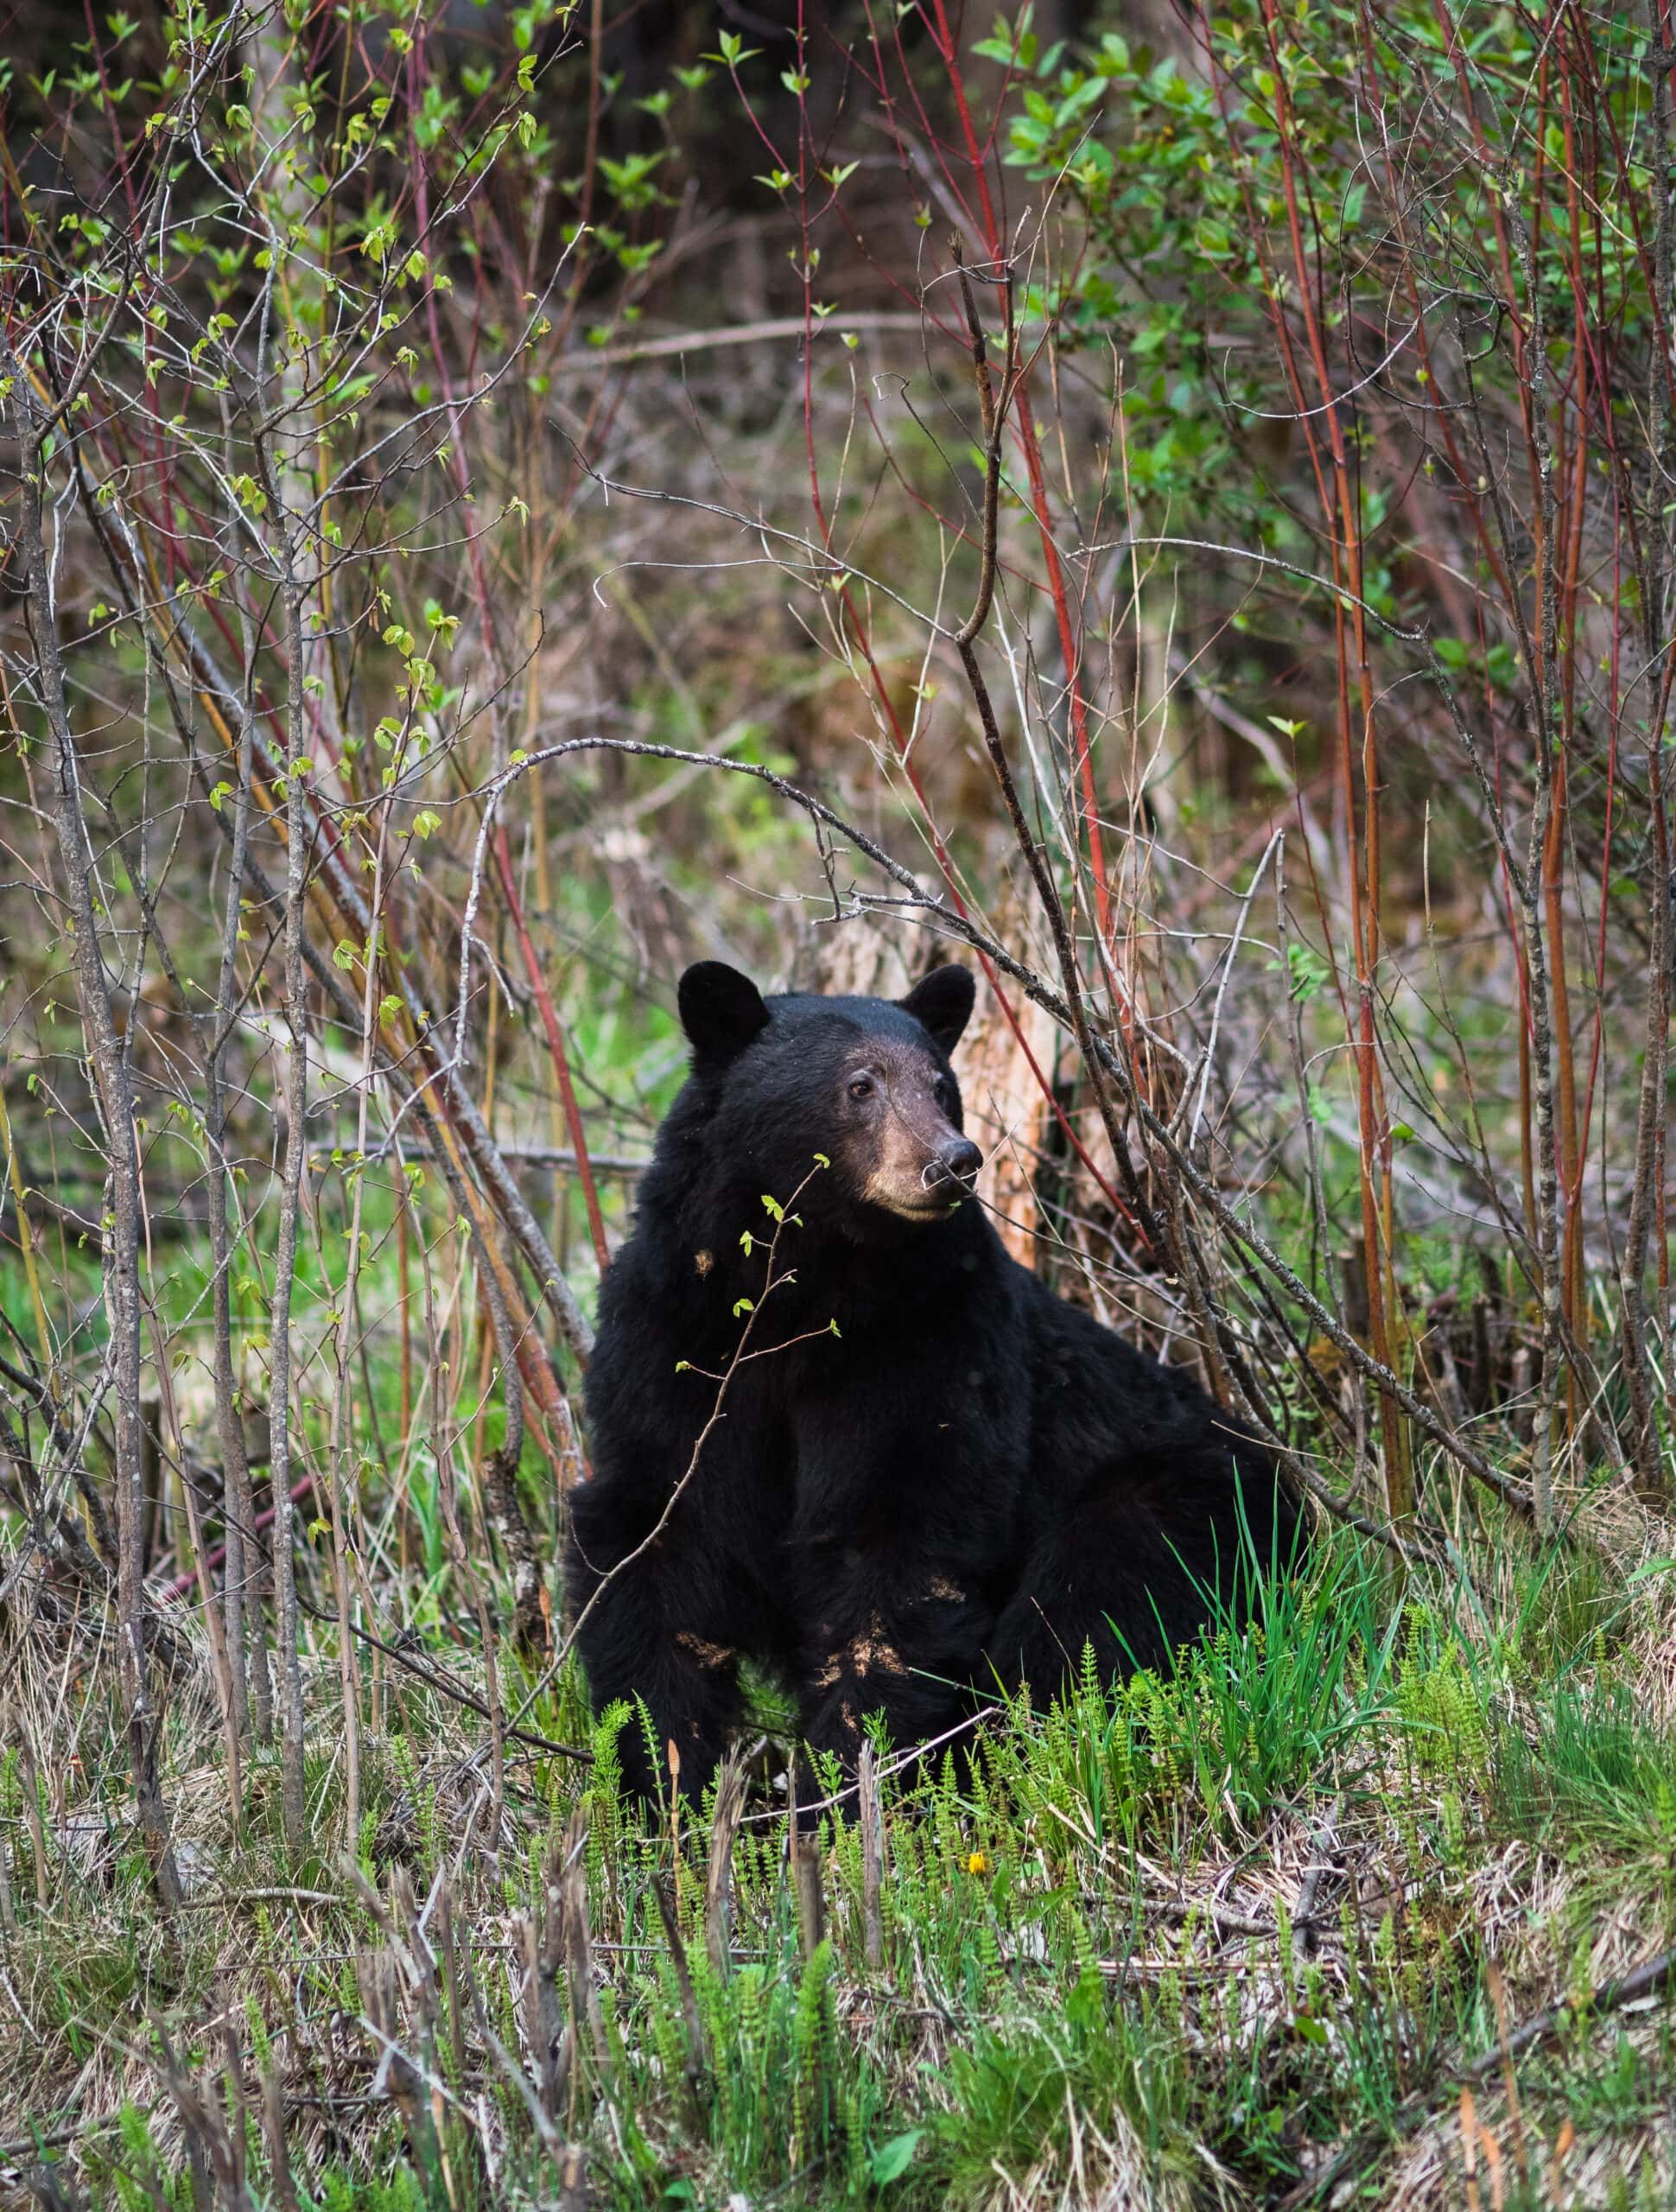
[775,1325,1030,1564]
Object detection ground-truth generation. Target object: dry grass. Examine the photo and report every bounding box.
[3,1488,1674,2209]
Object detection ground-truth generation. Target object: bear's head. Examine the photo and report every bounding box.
[676,959,982,1228]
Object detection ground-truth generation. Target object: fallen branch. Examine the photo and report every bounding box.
[547,309,926,374]
[292,1588,591,1764]
[1277,1947,1676,2209]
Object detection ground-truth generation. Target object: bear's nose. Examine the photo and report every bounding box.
[933,1136,982,1190]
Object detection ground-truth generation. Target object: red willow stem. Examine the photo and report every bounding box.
[1574,502,1623,1222]
[406,33,609,1274]
[917,0,1113,949]
[1229,0,1407,1511]
[166,1475,315,1603]
[1549,49,1593,1343]
[841,4,1164,1248]
[77,408,587,1447]
[754,21,1146,1239]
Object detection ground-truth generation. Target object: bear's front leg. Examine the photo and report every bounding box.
[784,1325,1022,1794]
[795,1570,989,1791]
[567,1493,751,1808]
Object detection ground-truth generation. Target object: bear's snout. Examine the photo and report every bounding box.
[926,1135,982,1194]
[863,1116,983,1218]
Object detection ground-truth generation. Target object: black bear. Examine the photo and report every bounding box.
[565,960,1301,1806]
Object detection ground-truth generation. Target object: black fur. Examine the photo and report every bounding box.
[565,963,1301,1804]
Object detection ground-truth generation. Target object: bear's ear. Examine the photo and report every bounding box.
[899,963,975,1054]
[678,962,770,1061]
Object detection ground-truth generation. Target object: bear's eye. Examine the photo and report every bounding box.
[934,1077,953,1109]
[848,1074,875,1102]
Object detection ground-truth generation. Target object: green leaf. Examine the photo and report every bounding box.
[869,2131,922,2185]
[1280,941,1330,1004]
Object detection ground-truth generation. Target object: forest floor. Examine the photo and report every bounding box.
[7,1478,1676,2211]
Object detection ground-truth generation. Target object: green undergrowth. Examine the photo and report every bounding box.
[9,1512,1676,2210]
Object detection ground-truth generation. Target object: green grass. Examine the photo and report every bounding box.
[7,1497,1676,2210]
